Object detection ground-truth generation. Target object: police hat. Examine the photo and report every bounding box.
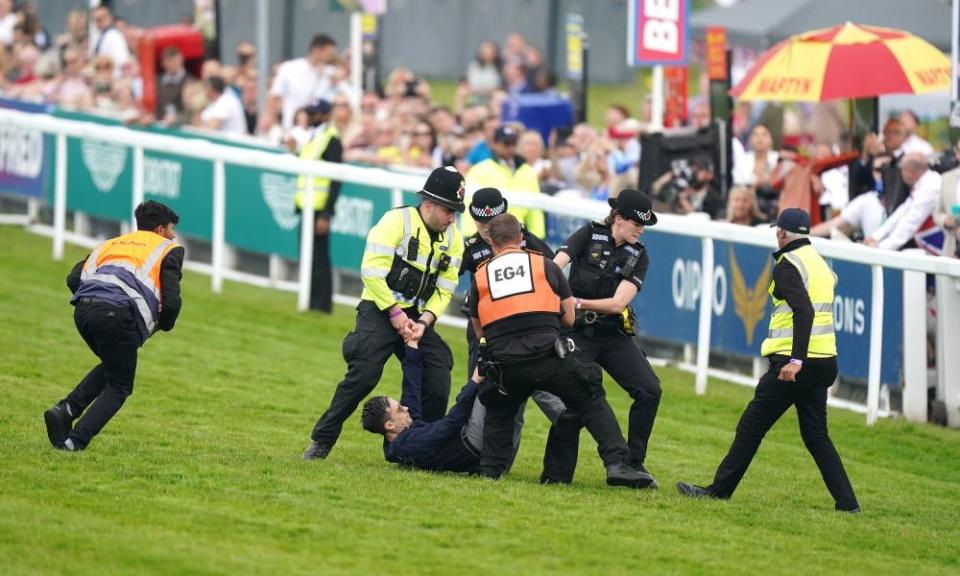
[418,166,466,213]
[469,187,509,222]
[609,188,657,226]
[305,98,332,115]
[771,208,810,234]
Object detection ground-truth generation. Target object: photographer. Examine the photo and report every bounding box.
[651,155,723,219]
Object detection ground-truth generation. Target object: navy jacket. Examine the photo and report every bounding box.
[383,347,480,472]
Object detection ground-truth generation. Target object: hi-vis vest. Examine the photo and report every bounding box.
[360,206,464,317]
[78,230,179,338]
[760,244,837,358]
[475,248,560,336]
[463,158,545,239]
[294,123,340,210]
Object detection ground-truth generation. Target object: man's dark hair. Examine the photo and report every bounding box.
[135,201,179,231]
[206,75,226,95]
[487,214,522,247]
[310,34,336,51]
[360,396,391,435]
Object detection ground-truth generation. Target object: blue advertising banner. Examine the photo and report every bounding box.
[631,230,904,386]
[0,97,49,199]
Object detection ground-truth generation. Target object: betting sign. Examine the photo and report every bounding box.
[627,0,689,67]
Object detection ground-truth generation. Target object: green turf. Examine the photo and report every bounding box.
[1,225,958,575]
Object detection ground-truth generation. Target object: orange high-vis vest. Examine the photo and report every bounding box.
[476,248,560,328]
[78,230,179,337]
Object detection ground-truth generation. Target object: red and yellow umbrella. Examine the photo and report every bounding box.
[731,22,951,102]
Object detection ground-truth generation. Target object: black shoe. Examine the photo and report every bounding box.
[43,402,74,448]
[606,461,654,489]
[836,504,862,514]
[676,481,714,499]
[631,463,659,490]
[540,476,571,485]
[302,441,331,460]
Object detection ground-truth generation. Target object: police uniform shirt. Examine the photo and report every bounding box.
[459,228,555,276]
[558,223,649,298]
[468,256,571,363]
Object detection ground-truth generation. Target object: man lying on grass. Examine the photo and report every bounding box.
[359,337,573,481]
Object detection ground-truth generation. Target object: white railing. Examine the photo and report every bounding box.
[3,107,960,428]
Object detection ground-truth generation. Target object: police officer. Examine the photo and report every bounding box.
[464,125,545,239]
[469,213,651,487]
[294,99,342,313]
[44,201,184,451]
[303,166,466,460]
[553,188,661,484]
[677,209,861,513]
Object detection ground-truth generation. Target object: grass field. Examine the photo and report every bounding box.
[1,225,959,575]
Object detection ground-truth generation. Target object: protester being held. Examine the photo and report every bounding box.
[898,109,934,157]
[89,4,130,78]
[865,152,943,251]
[198,75,246,135]
[260,34,339,134]
[733,123,778,188]
[726,186,766,226]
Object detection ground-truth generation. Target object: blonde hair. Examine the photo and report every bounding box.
[726,185,764,224]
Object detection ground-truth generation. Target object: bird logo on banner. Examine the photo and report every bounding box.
[730,245,771,347]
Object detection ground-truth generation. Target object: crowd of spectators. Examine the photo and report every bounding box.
[1,3,957,258]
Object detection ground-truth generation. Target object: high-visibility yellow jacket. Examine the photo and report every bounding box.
[760,243,837,358]
[294,123,340,211]
[464,157,545,239]
[76,230,180,340]
[360,206,464,318]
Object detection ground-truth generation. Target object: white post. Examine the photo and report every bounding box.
[650,65,665,131]
[901,250,927,423]
[297,178,316,312]
[74,212,91,237]
[695,237,715,395]
[211,160,226,294]
[349,11,363,110]
[937,275,960,427]
[53,133,67,261]
[132,146,144,228]
[27,198,39,223]
[866,265,885,425]
[391,187,403,208]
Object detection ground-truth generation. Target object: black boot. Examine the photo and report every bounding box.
[606,461,654,489]
[43,401,74,448]
[676,481,716,499]
[302,440,332,461]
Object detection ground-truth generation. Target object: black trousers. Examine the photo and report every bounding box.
[479,353,629,479]
[311,301,453,448]
[64,300,141,449]
[708,356,860,510]
[571,330,662,467]
[309,228,332,313]
[466,321,570,480]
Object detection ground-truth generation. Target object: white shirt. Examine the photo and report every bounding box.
[871,169,942,250]
[0,13,16,45]
[839,193,885,238]
[901,134,934,157]
[733,149,779,186]
[200,90,247,135]
[819,165,849,210]
[91,27,130,78]
[270,58,336,131]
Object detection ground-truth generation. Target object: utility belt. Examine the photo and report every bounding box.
[573,308,638,338]
[477,336,575,389]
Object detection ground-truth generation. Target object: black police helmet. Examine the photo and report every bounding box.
[609,188,657,226]
[469,187,509,223]
[418,166,466,213]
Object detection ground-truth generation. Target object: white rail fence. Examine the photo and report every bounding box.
[2,108,960,428]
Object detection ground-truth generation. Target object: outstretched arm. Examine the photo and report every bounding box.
[399,344,425,422]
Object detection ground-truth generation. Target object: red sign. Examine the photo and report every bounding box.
[628,0,689,67]
[706,26,727,81]
[664,66,688,127]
